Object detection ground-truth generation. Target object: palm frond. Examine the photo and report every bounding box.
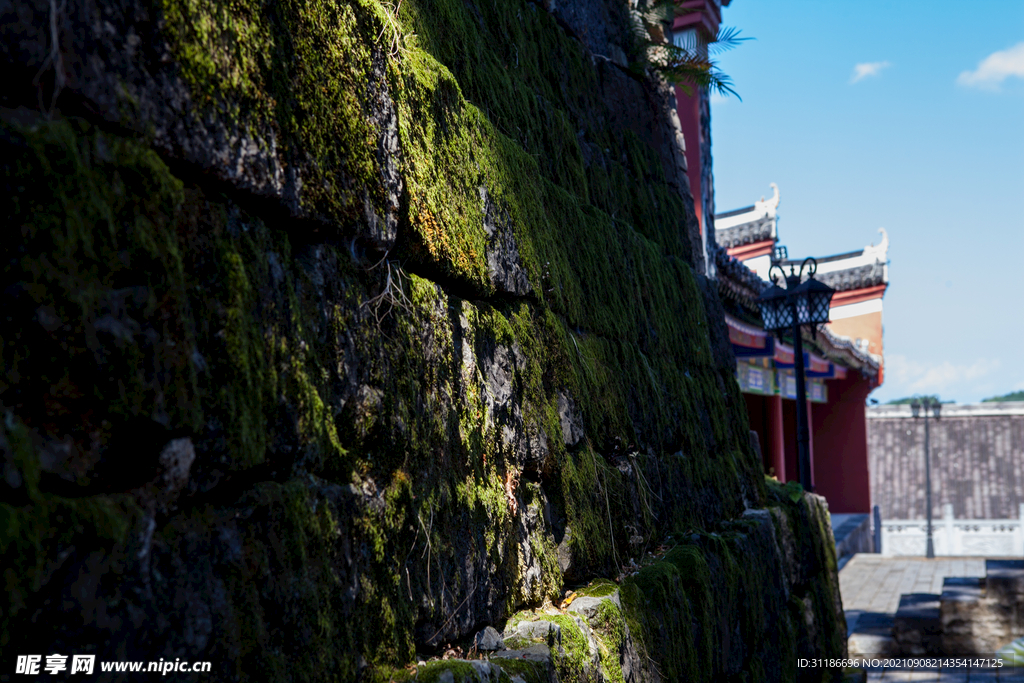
[645,23,747,100]
[708,26,751,55]
[661,57,740,100]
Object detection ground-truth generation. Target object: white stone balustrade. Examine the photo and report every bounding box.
[881,503,1024,557]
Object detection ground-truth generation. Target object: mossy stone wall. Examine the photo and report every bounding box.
[2,0,844,679]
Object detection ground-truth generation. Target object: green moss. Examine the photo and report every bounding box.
[619,542,747,682]
[502,635,535,650]
[216,247,270,467]
[371,658,551,683]
[0,0,842,671]
[576,579,618,598]
[589,600,627,683]
[0,416,140,648]
[413,660,477,682]
[150,0,768,500]
[533,614,594,681]
[2,116,200,434]
[214,477,411,681]
[159,0,390,224]
[489,657,549,683]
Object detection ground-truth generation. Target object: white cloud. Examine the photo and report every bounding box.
[885,354,1001,398]
[957,42,1024,89]
[851,61,891,83]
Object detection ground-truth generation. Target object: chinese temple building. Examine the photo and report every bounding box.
[665,0,887,514]
[713,186,889,513]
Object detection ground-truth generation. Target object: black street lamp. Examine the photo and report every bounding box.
[756,257,835,492]
[911,398,942,559]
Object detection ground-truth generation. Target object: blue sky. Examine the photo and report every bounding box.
[710,0,1024,404]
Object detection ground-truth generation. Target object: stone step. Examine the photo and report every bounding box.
[893,593,942,655]
[847,612,897,658]
[986,559,1024,604]
[940,576,987,654]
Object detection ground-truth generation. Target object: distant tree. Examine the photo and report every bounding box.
[886,395,947,405]
[981,390,1024,403]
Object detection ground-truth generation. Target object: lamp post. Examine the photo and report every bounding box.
[911,398,942,559]
[756,257,835,492]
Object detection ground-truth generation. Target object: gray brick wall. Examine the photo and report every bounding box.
[867,404,1024,520]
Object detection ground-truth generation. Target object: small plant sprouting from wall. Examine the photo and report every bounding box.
[641,1,750,99]
[362,253,414,326]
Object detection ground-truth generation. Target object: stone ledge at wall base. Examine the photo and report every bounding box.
[832,513,874,565]
[368,492,851,683]
[881,505,1024,557]
[940,561,1024,655]
[869,560,1024,657]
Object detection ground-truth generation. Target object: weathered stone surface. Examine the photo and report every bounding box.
[847,612,897,658]
[557,391,584,447]
[476,625,505,651]
[491,643,554,664]
[986,560,1024,605]
[0,0,849,678]
[893,593,942,655]
[504,612,604,682]
[938,564,1024,655]
[480,186,533,297]
[941,577,995,654]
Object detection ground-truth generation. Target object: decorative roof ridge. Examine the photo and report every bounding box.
[813,326,881,374]
[715,183,780,220]
[863,228,889,259]
[715,204,757,220]
[783,249,864,266]
[782,228,889,267]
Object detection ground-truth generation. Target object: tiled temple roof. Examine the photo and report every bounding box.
[816,262,886,292]
[780,229,889,293]
[713,183,779,249]
[714,243,766,309]
[715,211,775,248]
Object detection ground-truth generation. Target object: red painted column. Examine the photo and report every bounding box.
[810,375,874,512]
[674,87,704,231]
[768,395,786,482]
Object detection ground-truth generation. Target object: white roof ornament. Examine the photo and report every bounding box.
[863,227,889,260]
[754,183,780,218]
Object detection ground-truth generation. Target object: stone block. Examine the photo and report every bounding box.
[940,577,994,654]
[475,625,504,651]
[986,560,1024,604]
[566,593,619,621]
[832,513,873,558]
[985,560,1024,645]
[893,594,942,655]
[491,644,553,665]
[848,612,897,658]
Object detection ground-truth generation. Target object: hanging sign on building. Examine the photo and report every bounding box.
[737,361,776,396]
[775,370,828,403]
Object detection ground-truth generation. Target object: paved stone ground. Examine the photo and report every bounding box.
[865,668,1024,680]
[840,555,987,617]
[839,555,1024,680]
